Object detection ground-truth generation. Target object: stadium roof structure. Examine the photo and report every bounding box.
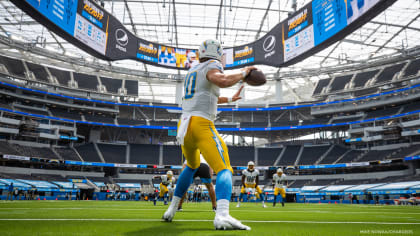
[0,0,418,104]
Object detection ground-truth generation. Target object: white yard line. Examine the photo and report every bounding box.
[0,219,418,225]
[1,208,419,215]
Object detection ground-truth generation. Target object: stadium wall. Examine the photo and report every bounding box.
[0,166,105,178]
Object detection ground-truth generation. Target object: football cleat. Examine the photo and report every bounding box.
[262,204,267,208]
[162,208,176,222]
[177,207,183,212]
[214,214,251,230]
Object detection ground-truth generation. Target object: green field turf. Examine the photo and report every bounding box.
[0,200,419,236]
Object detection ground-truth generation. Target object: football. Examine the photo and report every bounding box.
[244,69,266,86]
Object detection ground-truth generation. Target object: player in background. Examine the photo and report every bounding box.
[272,168,287,207]
[162,39,256,230]
[185,51,199,69]
[178,154,217,211]
[236,161,266,208]
[153,170,175,205]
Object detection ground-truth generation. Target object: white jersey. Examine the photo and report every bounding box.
[273,173,287,188]
[242,169,260,185]
[160,175,175,186]
[181,60,223,121]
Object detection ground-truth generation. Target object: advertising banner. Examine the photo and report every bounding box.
[14,0,393,70]
[283,3,315,62]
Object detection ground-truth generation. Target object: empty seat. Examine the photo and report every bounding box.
[0,55,25,77]
[332,116,362,124]
[353,70,379,88]
[98,144,126,163]
[54,148,81,161]
[48,67,71,86]
[365,106,400,119]
[257,148,282,166]
[229,146,254,166]
[117,118,146,126]
[312,78,331,96]
[51,108,81,121]
[403,58,420,77]
[358,150,392,162]
[130,144,159,164]
[162,145,182,165]
[73,72,98,91]
[26,62,49,83]
[85,115,115,124]
[289,180,309,188]
[337,150,364,163]
[401,103,420,113]
[320,146,349,164]
[299,146,330,165]
[75,144,102,162]
[329,74,353,92]
[125,80,138,96]
[100,77,122,94]
[278,145,301,166]
[375,63,406,84]
[0,141,20,155]
[353,87,378,97]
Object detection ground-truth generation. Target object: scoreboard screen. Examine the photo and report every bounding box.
[12,0,392,70]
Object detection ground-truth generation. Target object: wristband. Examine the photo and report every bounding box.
[241,71,247,79]
[228,97,233,103]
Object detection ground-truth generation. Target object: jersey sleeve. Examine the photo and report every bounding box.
[242,170,246,176]
[281,174,287,181]
[205,60,224,75]
[255,169,260,175]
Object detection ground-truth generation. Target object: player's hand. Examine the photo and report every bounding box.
[232,85,244,102]
[241,66,258,78]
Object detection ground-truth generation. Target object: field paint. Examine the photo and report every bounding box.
[2,208,420,215]
[0,219,419,225]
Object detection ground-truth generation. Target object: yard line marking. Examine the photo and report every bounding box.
[1,208,420,215]
[0,219,419,224]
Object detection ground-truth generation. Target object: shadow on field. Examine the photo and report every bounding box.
[124,222,239,236]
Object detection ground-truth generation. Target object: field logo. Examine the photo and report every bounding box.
[263,35,276,58]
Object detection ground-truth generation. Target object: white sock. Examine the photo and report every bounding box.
[169,196,181,210]
[216,199,229,217]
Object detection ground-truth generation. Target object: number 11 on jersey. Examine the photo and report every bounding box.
[184,71,197,99]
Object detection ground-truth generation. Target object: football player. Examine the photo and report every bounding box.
[153,170,175,205]
[272,168,287,207]
[162,39,256,230]
[237,161,266,208]
[178,154,216,211]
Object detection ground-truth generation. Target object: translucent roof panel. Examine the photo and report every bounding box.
[0,0,418,104]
